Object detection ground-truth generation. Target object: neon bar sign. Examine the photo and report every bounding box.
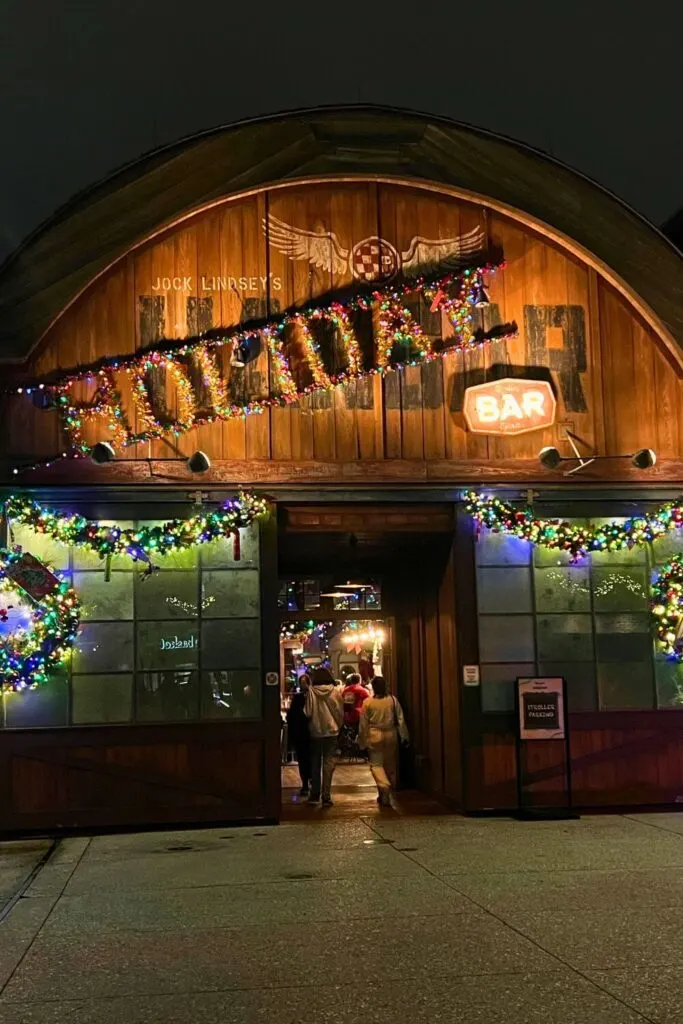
[463,378,556,436]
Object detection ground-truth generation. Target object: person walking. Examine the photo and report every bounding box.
[341,672,370,730]
[303,667,344,807]
[286,678,312,797]
[358,676,408,806]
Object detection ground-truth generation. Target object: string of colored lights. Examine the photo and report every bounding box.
[10,263,514,472]
[465,491,683,660]
[4,492,268,563]
[0,553,81,692]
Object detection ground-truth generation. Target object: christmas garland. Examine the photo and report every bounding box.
[11,263,516,471]
[5,492,268,565]
[464,491,683,660]
[0,551,81,692]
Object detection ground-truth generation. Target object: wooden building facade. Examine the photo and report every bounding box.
[0,107,682,832]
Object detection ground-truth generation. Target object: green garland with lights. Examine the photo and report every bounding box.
[0,551,81,692]
[464,491,683,661]
[5,492,268,564]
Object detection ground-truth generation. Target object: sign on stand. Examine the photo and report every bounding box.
[518,677,565,740]
[514,676,575,819]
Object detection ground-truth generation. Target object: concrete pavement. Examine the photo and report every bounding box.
[2,813,683,1022]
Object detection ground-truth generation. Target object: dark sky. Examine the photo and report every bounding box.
[1,1,682,261]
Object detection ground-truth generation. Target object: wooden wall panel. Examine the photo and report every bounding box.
[0,724,270,832]
[9,179,682,482]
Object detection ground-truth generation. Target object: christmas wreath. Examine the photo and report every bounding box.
[0,549,81,692]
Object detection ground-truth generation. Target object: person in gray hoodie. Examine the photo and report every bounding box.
[303,667,344,807]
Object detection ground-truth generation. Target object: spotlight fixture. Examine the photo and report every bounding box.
[91,441,116,464]
[538,446,562,471]
[538,434,657,476]
[472,282,490,307]
[632,448,657,470]
[187,450,211,474]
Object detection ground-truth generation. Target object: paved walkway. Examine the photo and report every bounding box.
[2,812,683,1022]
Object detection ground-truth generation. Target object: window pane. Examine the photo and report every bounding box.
[598,662,654,709]
[538,663,597,711]
[594,614,652,661]
[537,614,593,661]
[10,524,70,571]
[201,620,260,670]
[476,530,531,566]
[74,572,134,621]
[135,571,199,620]
[533,541,585,568]
[135,670,198,722]
[1,671,69,728]
[72,675,133,724]
[73,623,135,674]
[592,567,648,613]
[477,568,532,614]
[479,616,534,662]
[200,669,261,719]
[651,531,683,565]
[201,570,260,618]
[136,621,199,671]
[480,664,534,712]
[201,526,259,568]
[534,567,590,613]
[655,660,683,709]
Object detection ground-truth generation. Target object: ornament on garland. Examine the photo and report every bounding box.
[0,549,81,692]
[10,263,516,472]
[4,492,268,567]
[651,557,683,659]
[465,490,683,662]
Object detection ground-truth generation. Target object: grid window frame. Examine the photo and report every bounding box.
[0,513,263,730]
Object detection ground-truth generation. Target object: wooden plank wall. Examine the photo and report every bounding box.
[6,180,682,476]
[463,716,683,811]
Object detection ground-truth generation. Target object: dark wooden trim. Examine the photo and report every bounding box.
[453,507,481,811]
[7,457,683,487]
[260,504,282,821]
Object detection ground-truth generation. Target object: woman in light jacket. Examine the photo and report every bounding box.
[303,667,344,807]
[358,676,408,806]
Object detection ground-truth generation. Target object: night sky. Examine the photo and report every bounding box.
[1,1,682,262]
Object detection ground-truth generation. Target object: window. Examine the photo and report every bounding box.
[0,514,262,729]
[475,517,667,713]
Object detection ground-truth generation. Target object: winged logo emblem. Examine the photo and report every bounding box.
[263,214,485,282]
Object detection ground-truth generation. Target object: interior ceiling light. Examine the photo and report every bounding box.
[320,591,353,599]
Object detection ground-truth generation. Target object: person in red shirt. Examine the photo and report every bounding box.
[341,672,371,729]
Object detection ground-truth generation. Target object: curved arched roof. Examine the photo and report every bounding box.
[1,104,682,362]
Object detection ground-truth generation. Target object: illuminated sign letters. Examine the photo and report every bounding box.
[463,378,556,436]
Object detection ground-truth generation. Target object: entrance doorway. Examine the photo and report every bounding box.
[280,618,391,809]
[277,503,461,815]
